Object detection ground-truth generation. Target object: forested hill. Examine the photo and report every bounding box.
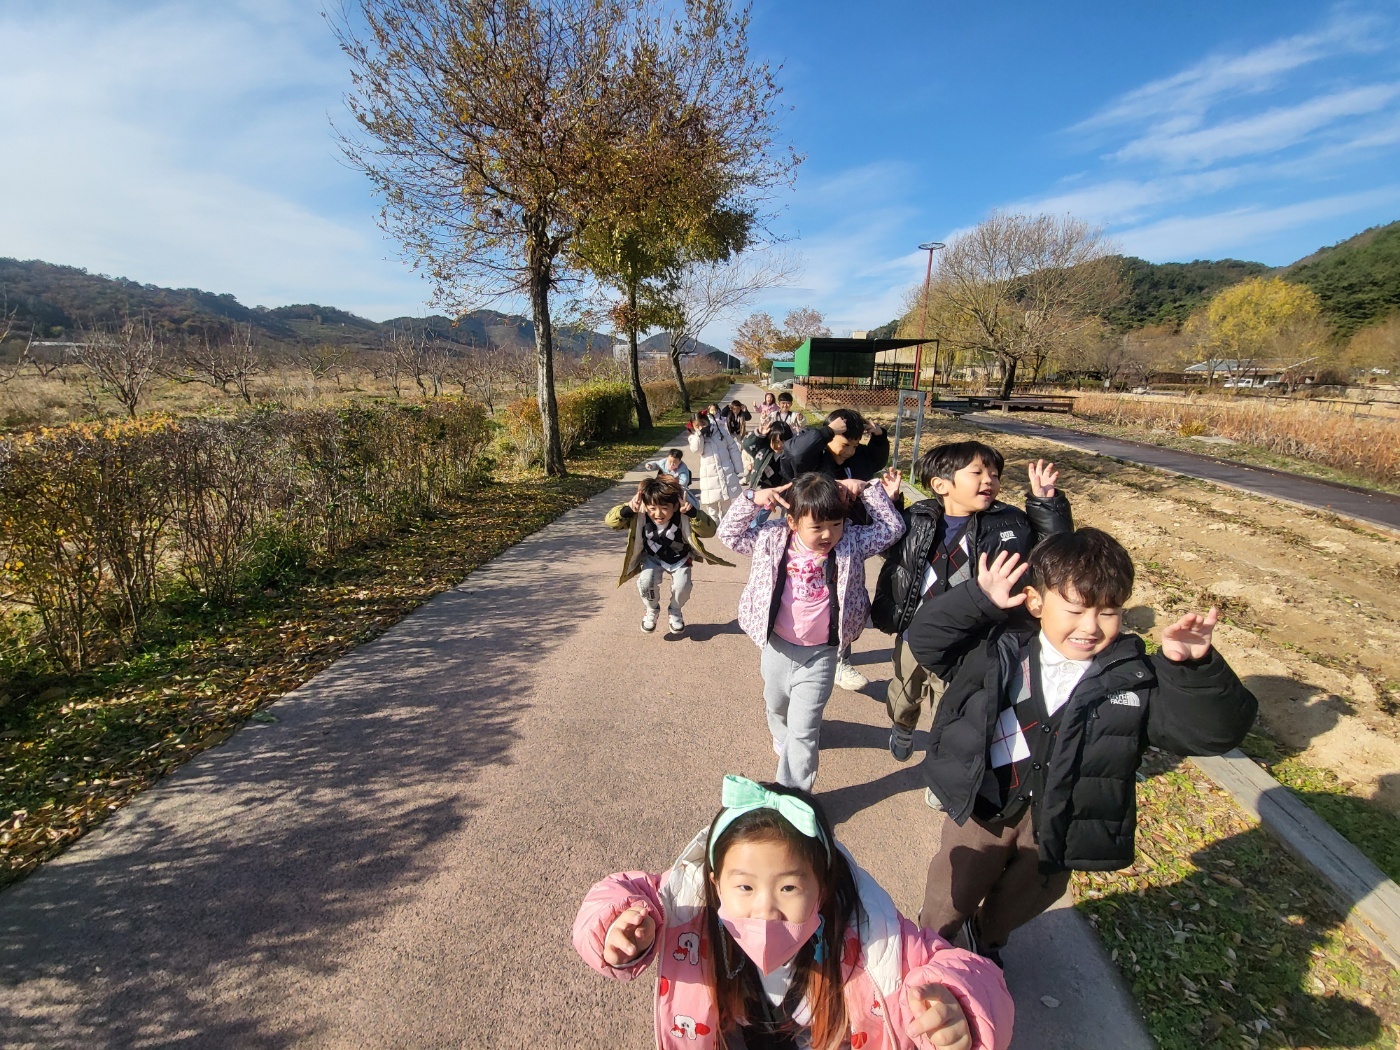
[1282,221,1400,335]
[0,257,614,355]
[1106,219,1400,332]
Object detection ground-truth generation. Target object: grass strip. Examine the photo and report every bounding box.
[0,417,687,889]
[1074,749,1399,1050]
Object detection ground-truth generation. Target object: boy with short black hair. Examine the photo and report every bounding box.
[872,440,1073,762]
[774,391,804,431]
[606,476,731,634]
[641,447,692,490]
[907,528,1257,964]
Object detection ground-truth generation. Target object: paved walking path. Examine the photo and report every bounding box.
[960,411,1400,533]
[0,385,1150,1049]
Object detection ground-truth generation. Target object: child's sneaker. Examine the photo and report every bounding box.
[889,724,915,762]
[668,613,685,633]
[835,660,868,691]
[641,608,659,633]
[925,787,946,812]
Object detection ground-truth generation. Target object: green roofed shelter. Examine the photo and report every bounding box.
[793,336,929,389]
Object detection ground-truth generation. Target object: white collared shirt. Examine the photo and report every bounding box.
[1039,633,1093,716]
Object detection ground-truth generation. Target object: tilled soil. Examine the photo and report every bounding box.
[903,417,1400,814]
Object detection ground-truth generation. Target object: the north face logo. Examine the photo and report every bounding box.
[999,530,1016,541]
[1108,691,1141,707]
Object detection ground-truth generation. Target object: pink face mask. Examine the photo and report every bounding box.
[717,904,822,975]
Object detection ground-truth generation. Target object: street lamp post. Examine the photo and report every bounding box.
[914,241,944,390]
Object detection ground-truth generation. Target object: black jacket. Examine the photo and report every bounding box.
[779,424,890,484]
[742,432,782,489]
[871,494,1073,636]
[907,581,1257,873]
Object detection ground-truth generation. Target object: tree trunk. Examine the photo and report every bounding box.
[669,332,691,413]
[626,282,651,430]
[998,355,1018,399]
[528,253,566,476]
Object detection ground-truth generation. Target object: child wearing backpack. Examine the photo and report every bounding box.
[606,475,731,635]
[574,775,1014,1050]
[717,472,904,790]
[872,441,1072,765]
[908,528,1257,965]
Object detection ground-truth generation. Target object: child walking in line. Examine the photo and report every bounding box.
[774,391,804,432]
[606,476,731,634]
[574,774,1014,1050]
[689,410,744,522]
[908,529,1257,965]
[717,472,904,791]
[871,442,1073,765]
[642,447,693,490]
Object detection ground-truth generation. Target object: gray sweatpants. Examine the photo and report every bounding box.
[760,634,839,791]
[636,556,692,616]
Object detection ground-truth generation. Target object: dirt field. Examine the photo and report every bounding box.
[898,415,1400,814]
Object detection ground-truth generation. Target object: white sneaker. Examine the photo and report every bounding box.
[668,613,685,633]
[835,661,869,691]
[925,787,946,812]
[641,608,659,633]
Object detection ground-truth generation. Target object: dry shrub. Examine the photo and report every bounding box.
[1072,392,1400,486]
[0,399,493,669]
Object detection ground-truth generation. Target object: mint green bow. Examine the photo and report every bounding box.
[707,775,830,867]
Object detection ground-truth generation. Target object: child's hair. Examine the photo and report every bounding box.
[665,448,683,462]
[787,473,846,524]
[763,392,776,405]
[766,420,793,448]
[637,475,683,509]
[914,440,1005,490]
[1028,527,1135,607]
[824,408,865,437]
[703,783,860,1050]
[777,391,794,405]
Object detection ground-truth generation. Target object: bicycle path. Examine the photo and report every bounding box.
[0,386,1150,1049]
[960,411,1400,534]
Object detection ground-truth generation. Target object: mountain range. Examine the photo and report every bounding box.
[0,257,721,359]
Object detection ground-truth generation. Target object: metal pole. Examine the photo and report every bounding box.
[914,242,944,390]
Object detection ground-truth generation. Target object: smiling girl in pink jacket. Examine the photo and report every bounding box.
[574,776,1014,1050]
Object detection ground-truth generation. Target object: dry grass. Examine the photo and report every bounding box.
[1072,393,1400,488]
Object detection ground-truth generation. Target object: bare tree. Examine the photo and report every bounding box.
[334,0,793,474]
[0,305,30,385]
[933,212,1118,398]
[74,317,162,417]
[173,324,268,403]
[661,251,798,409]
[296,342,347,388]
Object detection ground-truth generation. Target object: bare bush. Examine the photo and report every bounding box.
[74,317,163,417]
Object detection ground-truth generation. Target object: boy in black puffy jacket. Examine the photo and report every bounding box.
[871,441,1072,762]
[908,528,1256,964]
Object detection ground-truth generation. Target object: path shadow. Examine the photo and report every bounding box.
[848,646,892,667]
[683,620,744,643]
[819,766,927,826]
[0,497,619,1047]
[819,718,902,752]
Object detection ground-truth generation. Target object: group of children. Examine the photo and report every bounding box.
[582,400,1258,1050]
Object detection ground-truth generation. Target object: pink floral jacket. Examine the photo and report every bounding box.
[717,485,904,651]
[573,829,1014,1050]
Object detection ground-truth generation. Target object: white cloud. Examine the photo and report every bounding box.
[0,2,431,318]
[1116,187,1400,260]
[1116,83,1400,167]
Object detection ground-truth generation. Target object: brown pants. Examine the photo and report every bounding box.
[919,809,1071,950]
[886,635,947,731]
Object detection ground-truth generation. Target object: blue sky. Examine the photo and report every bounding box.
[2,1,1399,346]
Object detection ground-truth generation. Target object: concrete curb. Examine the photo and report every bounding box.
[1190,750,1400,969]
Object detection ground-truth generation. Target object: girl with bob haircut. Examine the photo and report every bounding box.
[574,775,1014,1050]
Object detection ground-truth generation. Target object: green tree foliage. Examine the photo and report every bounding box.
[1102,256,1271,331]
[1285,220,1400,336]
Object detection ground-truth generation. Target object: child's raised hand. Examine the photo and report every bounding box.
[678,493,694,514]
[905,983,972,1050]
[1028,459,1058,498]
[628,492,645,514]
[602,903,657,967]
[1160,607,1218,662]
[753,483,792,510]
[881,468,904,499]
[837,477,867,504]
[976,550,1029,609]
